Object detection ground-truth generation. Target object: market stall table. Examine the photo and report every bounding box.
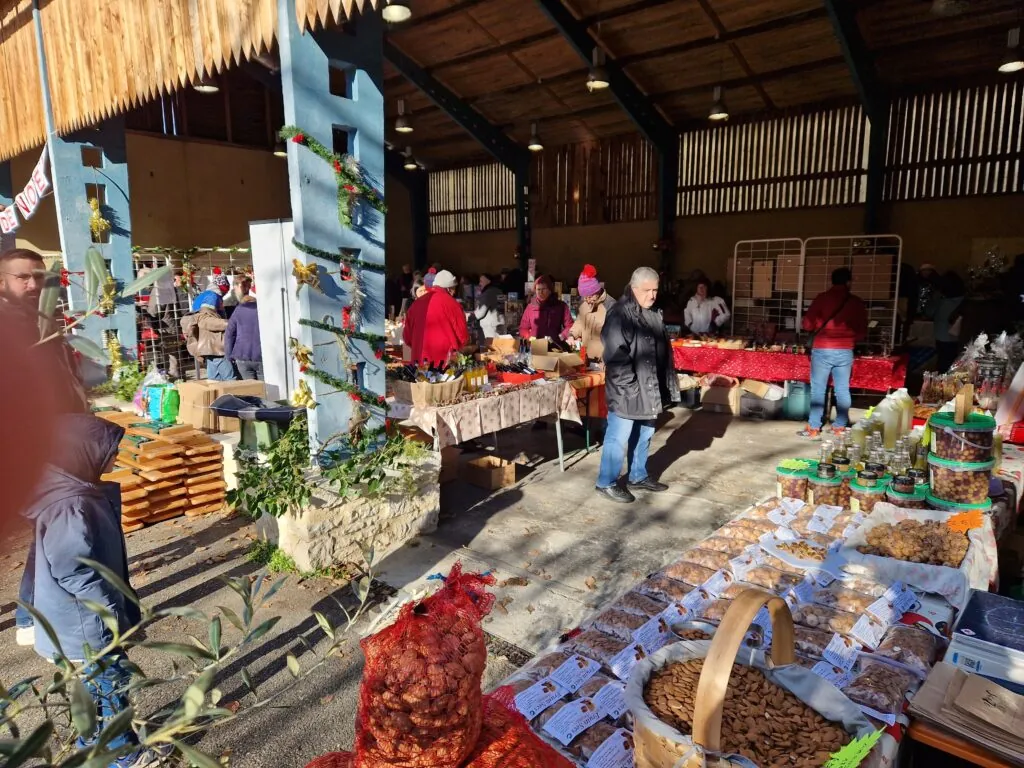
[671,343,908,392]
[906,720,1016,768]
[564,370,607,452]
[388,379,582,471]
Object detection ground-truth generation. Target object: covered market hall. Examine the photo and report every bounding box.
[2,0,1024,768]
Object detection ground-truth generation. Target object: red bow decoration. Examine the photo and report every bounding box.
[343,183,358,194]
[374,347,384,360]
[349,392,361,402]
[333,160,342,173]
[340,264,352,281]
[342,306,354,331]
[292,133,305,144]
[59,268,70,287]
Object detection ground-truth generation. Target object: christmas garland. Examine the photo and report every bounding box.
[291,239,386,273]
[302,365,390,412]
[299,319,387,346]
[279,125,386,230]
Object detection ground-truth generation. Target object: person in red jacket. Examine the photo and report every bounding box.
[800,267,868,438]
[519,274,572,340]
[402,269,469,366]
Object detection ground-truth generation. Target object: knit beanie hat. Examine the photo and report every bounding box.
[211,268,230,294]
[577,264,601,297]
[424,267,437,288]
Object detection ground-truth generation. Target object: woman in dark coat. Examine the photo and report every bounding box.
[23,414,143,758]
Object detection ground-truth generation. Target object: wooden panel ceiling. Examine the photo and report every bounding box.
[382,0,1024,169]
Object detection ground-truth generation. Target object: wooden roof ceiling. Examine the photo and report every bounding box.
[385,0,1024,168]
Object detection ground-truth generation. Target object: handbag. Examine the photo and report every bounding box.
[805,294,850,356]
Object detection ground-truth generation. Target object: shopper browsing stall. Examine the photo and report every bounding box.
[224,276,263,380]
[402,269,470,366]
[519,274,572,341]
[800,267,867,438]
[182,294,236,381]
[596,267,679,503]
[473,273,505,340]
[190,268,230,315]
[568,264,616,360]
[684,278,731,335]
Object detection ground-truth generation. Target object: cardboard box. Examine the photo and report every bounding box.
[740,392,783,420]
[462,455,515,491]
[177,381,216,431]
[701,384,742,414]
[392,378,464,406]
[740,379,785,400]
[440,446,462,485]
[489,336,517,355]
[531,352,582,377]
[210,381,267,432]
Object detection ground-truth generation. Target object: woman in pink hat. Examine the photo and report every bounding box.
[568,264,616,361]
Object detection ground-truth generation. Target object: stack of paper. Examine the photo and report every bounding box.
[909,662,1024,763]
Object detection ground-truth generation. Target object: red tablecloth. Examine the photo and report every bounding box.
[671,345,907,392]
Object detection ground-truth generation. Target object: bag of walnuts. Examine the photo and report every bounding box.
[462,687,576,768]
[624,590,877,768]
[354,563,495,768]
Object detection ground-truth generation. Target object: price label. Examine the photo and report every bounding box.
[822,633,861,672]
[703,569,736,597]
[549,655,601,694]
[542,698,604,746]
[633,615,672,653]
[789,577,816,604]
[811,661,851,689]
[609,643,646,681]
[682,587,712,614]
[815,504,844,522]
[514,678,568,720]
[586,728,634,768]
[884,582,919,615]
[592,680,628,720]
[947,509,984,533]
[866,597,900,625]
[849,614,887,648]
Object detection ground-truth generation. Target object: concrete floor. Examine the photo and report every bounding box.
[0,409,814,766]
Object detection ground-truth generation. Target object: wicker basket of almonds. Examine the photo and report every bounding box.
[625,590,875,768]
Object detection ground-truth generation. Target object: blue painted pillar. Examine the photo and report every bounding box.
[278,0,386,450]
[0,162,13,253]
[48,117,136,355]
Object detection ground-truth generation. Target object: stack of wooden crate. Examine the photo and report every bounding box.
[97,412,227,532]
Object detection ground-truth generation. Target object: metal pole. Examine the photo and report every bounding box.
[30,0,70,260]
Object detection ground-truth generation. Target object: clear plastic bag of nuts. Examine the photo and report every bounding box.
[589,608,649,643]
[790,602,860,635]
[811,585,878,615]
[699,535,757,558]
[793,625,836,658]
[874,625,942,677]
[714,522,764,542]
[611,590,668,618]
[725,517,779,537]
[842,657,920,718]
[521,652,571,682]
[568,630,630,670]
[566,722,623,761]
[662,561,717,586]
[740,566,804,593]
[676,548,733,572]
[635,574,695,602]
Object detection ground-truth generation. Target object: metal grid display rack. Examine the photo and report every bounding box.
[729,238,805,344]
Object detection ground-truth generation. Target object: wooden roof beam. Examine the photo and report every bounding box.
[532,0,676,148]
[383,39,529,171]
[823,0,887,232]
[694,0,774,109]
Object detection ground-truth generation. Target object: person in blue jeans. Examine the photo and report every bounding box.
[22,414,145,766]
[800,268,867,438]
[596,267,679,503]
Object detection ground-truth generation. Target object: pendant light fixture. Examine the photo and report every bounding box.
[586,48,610,92]
[999,28,1024,74]
[395,99,414,134]
[708,86,729,121]
[402,147,419,171]
[382,0,411,23]
[273,140,287,158]
[193,75,219,94]
[527,123,544,152]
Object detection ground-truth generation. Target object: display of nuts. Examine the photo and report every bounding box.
[701,599,734,624]
[590,608,649,642]
[676,628,714,641]
[678,548,733,572]
[742,566,803,593]
[793,626,836,659]
[811,585,877,615]
[932,426,993,463]
[643,660,850,766]
[568,630,630,669]
[522,652,570,681]
[727,518,781,537]
[857,520,968,567]
[750,498,783,519]
[777,541,828,562]
[790,603,859,635]
[807,478,845,508]
[716,581,770,600]
[842,659,918,717]
[613,590,668,618]
[777,472,809,501]
[929,462,991,505]
[850,485,886,514]
[874,625,941,677]
[566,721,621,760]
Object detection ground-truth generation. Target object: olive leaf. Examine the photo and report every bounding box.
[66,334,109,365]
[119,264,172,298]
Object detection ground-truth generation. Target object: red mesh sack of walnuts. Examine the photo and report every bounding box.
[354,563,495,768]
[463,687,575,768]
[305,754,352,768]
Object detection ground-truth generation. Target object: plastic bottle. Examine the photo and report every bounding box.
[892,388,914,436]
[875,396,901,450]
[850,421,868,450]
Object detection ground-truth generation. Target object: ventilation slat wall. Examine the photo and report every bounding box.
[427,162,515,235]
[886,80,1024,201]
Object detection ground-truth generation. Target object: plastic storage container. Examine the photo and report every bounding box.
[850,478,887,514]
[776,462,811,500]
[886,486,929,510]
[783,380,811,421]
[807,473,845,508]
[928,412,995,463]
[927,455,994,505]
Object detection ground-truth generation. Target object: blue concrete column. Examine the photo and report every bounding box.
[48,117,136,356]
[0,162,13,253]
[278,0,386,450]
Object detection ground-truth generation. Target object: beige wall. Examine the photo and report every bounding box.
[12,133,292,254]
[426,196,1024,288]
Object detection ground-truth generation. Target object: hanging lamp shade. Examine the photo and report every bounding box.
[708,86,729,121]
[402,147,418,171]
[273,141,287,158]
[527,123,544,152]
[586,48,610,92]
[395,99,414,133]
[383,1,412,22]
[999,28,1024,73]
[193,75,219,94]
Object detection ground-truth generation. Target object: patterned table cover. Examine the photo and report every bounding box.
[671,344,908,392]
[564,370,608,419]
[390,379,582,449]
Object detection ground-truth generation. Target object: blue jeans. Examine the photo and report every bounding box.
[78,654,139,758]
[809,348,854,429]
[597,412,656,488]
[16,537,34,628]
[205,356,237,381]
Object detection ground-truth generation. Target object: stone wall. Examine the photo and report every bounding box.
[255,452,441,572]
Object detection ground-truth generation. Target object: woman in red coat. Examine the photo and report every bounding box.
[402,270,469,366]
[519,275,572,340]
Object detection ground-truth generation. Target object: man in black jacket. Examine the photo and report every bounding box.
[596,267,680,503]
